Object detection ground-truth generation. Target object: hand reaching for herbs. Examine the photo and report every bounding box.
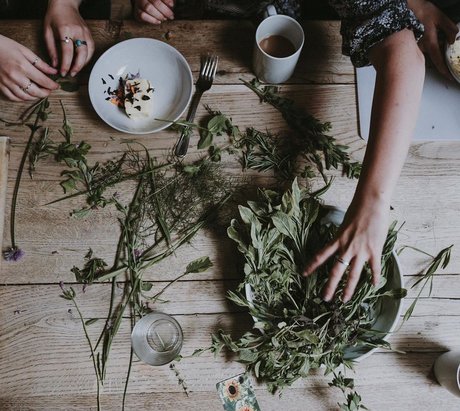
[304,198,390,303]
[133,0,175,25]
[0,35,58,101]
[304,28,425,303]
[44,0,95,77]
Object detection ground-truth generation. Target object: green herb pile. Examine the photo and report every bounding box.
[211,179,405,401]
[2,79,453,411]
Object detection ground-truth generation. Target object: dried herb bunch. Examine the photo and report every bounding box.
[211,180,405,407]
[243,79,362,181]
[58,142,236,410]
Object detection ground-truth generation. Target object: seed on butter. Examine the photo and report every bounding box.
[124,79,154,119]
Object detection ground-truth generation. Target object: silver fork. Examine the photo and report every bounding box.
[174,54,218,158]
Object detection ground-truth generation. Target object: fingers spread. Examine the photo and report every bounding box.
[369,256,382,287]
[342,257,365,303]
[322,256,351,302]
[303,242,338,276]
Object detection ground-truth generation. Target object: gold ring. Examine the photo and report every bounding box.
[32,57,39,66]
[335,256,350,267]
[62,36,72,44]
[22,80,32,93]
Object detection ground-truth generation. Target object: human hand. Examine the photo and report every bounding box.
[134,0,175,25]
[303,201,390,303]
[0,35,58,101]
[408,0,458,79]
[44,0,95,77]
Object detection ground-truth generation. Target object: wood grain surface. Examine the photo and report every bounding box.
[0,20,459,411]
[0,137,9,256]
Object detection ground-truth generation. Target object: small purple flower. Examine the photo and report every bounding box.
[3,247,25,262]
[59,281,65,291]
[134,249,142,259]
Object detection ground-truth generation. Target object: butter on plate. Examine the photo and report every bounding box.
[124,78,154,119]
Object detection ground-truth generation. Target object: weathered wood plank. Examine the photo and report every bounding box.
[0,309,459,410]
[0,20,353,86]
[1,279,459,318]
[1,380,459,411]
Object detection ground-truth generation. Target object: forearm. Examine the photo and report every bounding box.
[353,29,425,209]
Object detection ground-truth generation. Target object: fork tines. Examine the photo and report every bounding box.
[200,55,218,80]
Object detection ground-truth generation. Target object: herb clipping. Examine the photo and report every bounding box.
[2,79,452,411]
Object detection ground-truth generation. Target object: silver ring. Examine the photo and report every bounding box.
[74,39,87,48]
[32,56,39,66]
[22,80,32,94]
[335,256,350,267]
[62,36,72,44]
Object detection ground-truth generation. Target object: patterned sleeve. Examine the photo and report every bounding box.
[328,0,425,67]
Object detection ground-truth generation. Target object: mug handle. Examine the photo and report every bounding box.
[262,4,277,19]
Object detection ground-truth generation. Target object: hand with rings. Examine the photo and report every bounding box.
[0,34,58,101]
[44,0,95,77]
[303,199,390,303]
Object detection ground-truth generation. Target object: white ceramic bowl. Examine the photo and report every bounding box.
[445,26,460,83]
[244,206,404,362]
[88,38,193,134]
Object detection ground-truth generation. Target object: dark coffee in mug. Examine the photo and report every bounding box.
[259,35,296,58]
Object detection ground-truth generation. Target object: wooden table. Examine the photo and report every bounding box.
[1,20,459,411]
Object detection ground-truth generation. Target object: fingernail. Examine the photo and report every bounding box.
[323,294,331,302]
[70,72,76,77]
[342,294,350,303]
[60,71,67,77]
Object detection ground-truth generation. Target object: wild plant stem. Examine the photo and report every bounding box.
[71,296,101,411]
[9,98,47,249]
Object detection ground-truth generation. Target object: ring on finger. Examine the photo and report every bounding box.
[22,80,33,94]
[74,39,88,48]
[335,255,350,267]
[61,36,72,44]
[32,56,40,66]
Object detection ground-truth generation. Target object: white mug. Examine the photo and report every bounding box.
[252,5,304,84]
[433,350,460,397]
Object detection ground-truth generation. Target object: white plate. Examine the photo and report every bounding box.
[88,38,193,134]
[245,206,404,362]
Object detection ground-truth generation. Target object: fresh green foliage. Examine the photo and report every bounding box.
[212,179,404,409]
[243,79,361,182]
[401,245,453,322]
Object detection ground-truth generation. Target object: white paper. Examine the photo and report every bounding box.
[356,65,460,141]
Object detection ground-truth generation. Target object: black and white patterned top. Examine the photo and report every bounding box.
[174,0,301,20]
[328,0,425,67]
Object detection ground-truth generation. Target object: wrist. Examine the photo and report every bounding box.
[352,187,392,212]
